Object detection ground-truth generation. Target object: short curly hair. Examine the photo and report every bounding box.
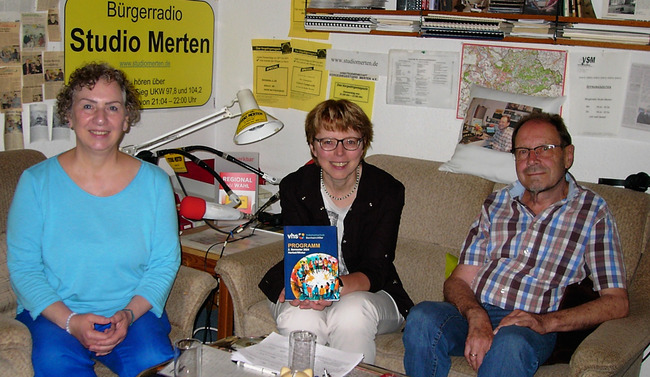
[56,62,141,127]
[305,99,373,159]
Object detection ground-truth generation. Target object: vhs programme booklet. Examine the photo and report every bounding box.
[284,225,339,301]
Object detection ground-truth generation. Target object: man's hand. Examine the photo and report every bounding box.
[494,310,547,335]
[464,307,494,371]
[443,264,491,371]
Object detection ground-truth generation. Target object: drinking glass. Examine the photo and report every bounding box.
[174,338,202,377]
[288,330,317,373]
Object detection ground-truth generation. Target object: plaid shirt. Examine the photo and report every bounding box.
[460,173,626,314]
[490,126,514,152]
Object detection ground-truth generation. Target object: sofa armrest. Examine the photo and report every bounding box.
[569,298,650,377]
[165,265,218,342]
[0,317,33,377]
[214,241,283,334]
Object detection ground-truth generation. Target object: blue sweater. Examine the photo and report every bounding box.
[7,157,180,319]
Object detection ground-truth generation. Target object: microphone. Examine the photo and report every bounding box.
[179,196,251,221]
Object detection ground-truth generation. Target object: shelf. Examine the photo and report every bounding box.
[305,7,650,51]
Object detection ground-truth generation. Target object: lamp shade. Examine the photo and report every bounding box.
[233,89,284,145]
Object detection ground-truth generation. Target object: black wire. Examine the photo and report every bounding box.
[173,172,189,197]
[152,148,239,204]
[180,145,269,181]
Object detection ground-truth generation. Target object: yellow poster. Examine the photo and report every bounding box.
[289,0,329,40]
[252,39,292,109]
[329,76,375,119]
[64,0,214,109]
[290,39,331,112]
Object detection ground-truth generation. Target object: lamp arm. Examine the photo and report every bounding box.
[121,104,238,156]
[180,145,280,185]
[153,148,242,208]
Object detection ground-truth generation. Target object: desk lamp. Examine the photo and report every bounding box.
[120,89,284,157]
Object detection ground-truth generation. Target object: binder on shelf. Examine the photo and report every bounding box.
[421,14,507,39]
[422,28,506,39]
[422,14,506,28]
[305,13,377,33]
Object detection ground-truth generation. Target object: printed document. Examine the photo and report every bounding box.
[568,50,630,136]
[387,49,458,109]
[232,332,363,377]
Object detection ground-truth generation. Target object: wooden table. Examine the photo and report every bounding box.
[181,240,234,340]
[180,223,282,340]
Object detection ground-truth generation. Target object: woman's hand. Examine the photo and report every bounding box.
[280,288,332,311]
[88,309,132,355]
[67,311,131,355]
[297,299,333,311]
[66,313,117,353]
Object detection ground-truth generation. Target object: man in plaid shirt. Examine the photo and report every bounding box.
[489,114,513,152]
[403,112,628,377]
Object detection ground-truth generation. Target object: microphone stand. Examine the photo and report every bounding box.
[138,148,242,208]
[178,145,280,185]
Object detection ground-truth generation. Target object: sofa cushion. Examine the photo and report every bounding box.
[0,233,17,318]
[581,182,650,286]
[366,154,497,250]
[394,238,458,305]
[241,300,277,338]
[0,149,46,232]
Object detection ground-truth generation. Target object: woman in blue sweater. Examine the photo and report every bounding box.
[7,62,180,377]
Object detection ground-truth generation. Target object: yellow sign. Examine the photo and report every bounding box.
[252,39,292,109]
[290,39,330,112]
[64,0,214,109]
[236,109,268,134]
[330,76,375,119]
[164,153,188,173]
[289,0,329,40]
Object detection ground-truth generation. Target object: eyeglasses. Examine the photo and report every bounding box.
[512,144,563,161]
[314,137,363,151]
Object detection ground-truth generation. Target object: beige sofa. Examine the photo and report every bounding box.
[0,149,218,377]
[215,153,650,377]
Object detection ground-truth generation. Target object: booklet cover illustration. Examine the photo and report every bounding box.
[284,225,339,301]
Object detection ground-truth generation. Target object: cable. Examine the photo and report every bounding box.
[137,148,241,207]
[180,145,280,185]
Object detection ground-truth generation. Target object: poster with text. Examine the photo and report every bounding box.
[64,0,214,109]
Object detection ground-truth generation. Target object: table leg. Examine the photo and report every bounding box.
[217,276,234,339]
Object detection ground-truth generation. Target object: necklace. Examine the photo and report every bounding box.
[321,165,360,201]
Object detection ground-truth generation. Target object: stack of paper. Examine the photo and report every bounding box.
[507,19,555,38]
[374,15,421,32]
[231,332,364,377]
[559,23,650,44]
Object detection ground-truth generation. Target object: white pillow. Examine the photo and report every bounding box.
[440,86,566,184]
[439,143,517,184]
